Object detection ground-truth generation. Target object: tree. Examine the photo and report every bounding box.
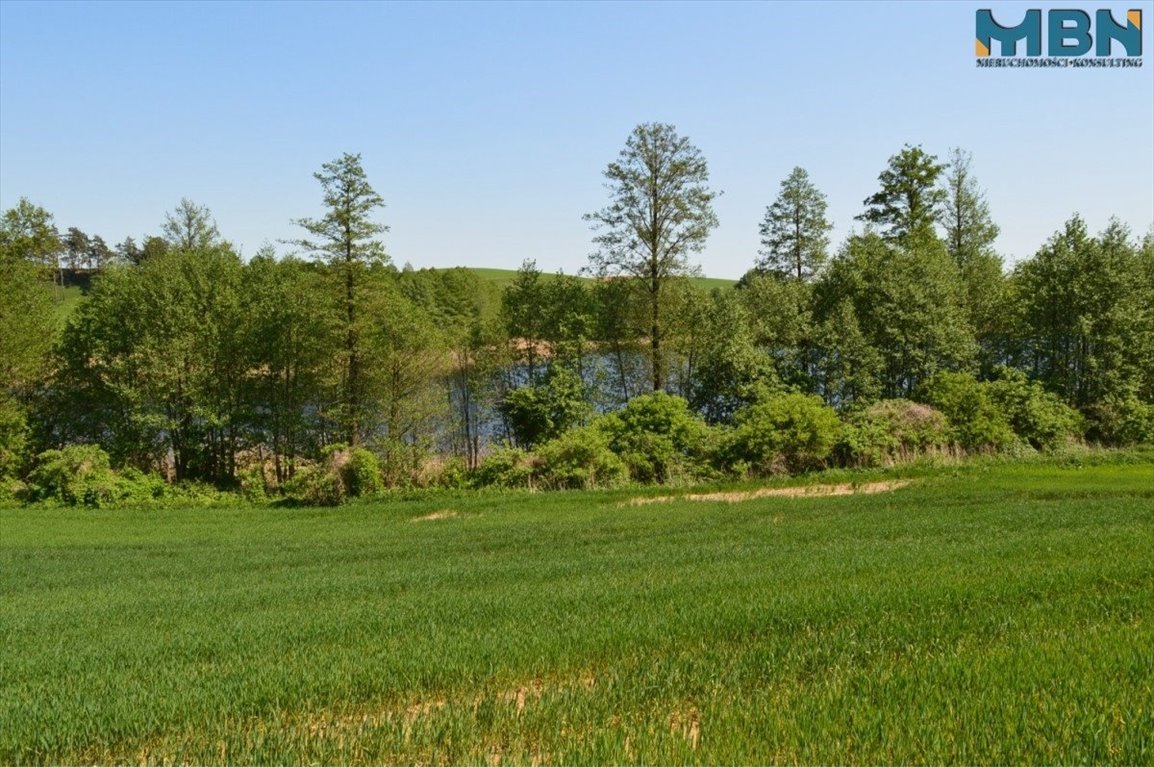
[585,123,719,392]
[940,148,1006,370]
[816,231,975,399]
[62,227,91,271]
[1014,216,1151,417]
[242,250,335,484]
[47,242,250,482]
[757,166,832,281]
[289,152,389,445]
[162,198,222,252]
[0,201,59,478]
[86,235,113,271]
[0,197,62,289]
[501,260,549,385]
[858,144,947,243]
[140,236,170,263]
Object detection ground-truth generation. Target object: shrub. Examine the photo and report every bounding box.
[534,426,628,490]
[917,371,1015,451]
[342,446,383,497]
[838,399,951,467]
[282,444,383,506]
[472,446,534,489]
[0,399,28,481]
[986,367,1084,450]
[283,463,346,507]
[499,366,591,449]
[597,392,712,484]
[724,393,841,475]
[1085,393,1154,446]
[27,444,119,507]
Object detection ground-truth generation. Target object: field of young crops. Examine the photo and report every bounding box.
[2,457,1152,765]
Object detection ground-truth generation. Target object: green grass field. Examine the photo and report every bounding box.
[2,459,1152,764]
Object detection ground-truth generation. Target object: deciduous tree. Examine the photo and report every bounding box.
[585,123,719,392]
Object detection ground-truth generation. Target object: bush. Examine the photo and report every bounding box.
[534,426,628,490]
[724,393,841,475]
[342,446,384,497]
[282,444,383,506]
[1086,393,1154,446]
[499,366,591,449]
[284,463,346,506]
[27,444,119,507]
[838,399,951,467]
[472,446,534,489]
[0,398,29,481]
[986,367,1084,450]
[917,371,1015,451]
[597,392,712,484]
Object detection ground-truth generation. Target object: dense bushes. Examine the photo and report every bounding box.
[597,393,714,484]
[917,372,1016,451]
[4,378,1127,508]
[283,444,384,505]
[986,367,1083,450]
[724,393,840,475]
[534,426,627,490]
[838,399,952,467]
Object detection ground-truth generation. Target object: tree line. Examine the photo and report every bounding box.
[1,124,1151,504]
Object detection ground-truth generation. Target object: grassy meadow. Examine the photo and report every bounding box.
[2,457,1152,764]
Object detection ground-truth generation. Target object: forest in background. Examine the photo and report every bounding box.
[2,124,1152,506]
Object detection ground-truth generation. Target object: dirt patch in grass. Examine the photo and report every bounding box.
[412,509,458,522]
[626,480,911,506]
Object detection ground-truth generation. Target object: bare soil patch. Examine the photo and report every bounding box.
[626,480,910,506]
[412,509,458,522]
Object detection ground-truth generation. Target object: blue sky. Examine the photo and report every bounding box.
[1,0,1151,278]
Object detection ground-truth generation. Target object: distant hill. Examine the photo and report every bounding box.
[445,266,736,292]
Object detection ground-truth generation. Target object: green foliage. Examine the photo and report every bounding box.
[0,399,29,480]
[1085,393,1154,447]
[472,446,534,489]
[283,444,383,506]
[342,446,384,498]
[917,371,1015,451]
[598,392,713,484]
[724,392,841,475]
[533,426,628,490]
[757,166,832,281]
[682,283,780,422]
[26,444,119,507]
[838,399,951,467]
[283,463,347,507]
[585,123,719,391]
[986,366,1083,450]
[499,366,590,450]
[817,231,975,399]
[289,152,390,445]
[858,144,948,243]
[1012,216,1151,410]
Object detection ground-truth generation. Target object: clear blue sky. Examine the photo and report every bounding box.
[2,0,1152,278]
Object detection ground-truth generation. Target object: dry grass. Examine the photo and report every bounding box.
[625,480,911,506]
[411,509,458,522]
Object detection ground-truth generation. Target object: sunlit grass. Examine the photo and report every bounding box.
[2,459,1151,764]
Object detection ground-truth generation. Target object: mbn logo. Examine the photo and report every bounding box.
[976,8,1142,56]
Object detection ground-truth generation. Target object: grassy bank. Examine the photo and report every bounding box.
[2,459,1151,764]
